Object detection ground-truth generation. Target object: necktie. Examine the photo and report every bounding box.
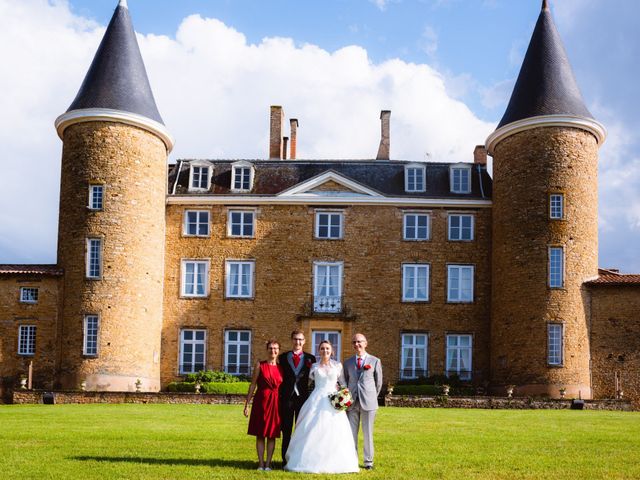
[293,353,301,368]
[357,357,362,369]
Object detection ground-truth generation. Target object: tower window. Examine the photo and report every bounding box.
[88,185,104,210]
[83,315,99,357]
[189,165,210,191]
[86,238,102,279]
[405,165,426,192]
[18,325,36,356]
[20,287,39,303]
[450,166,471,193]
[448,214,474,241]
[184,210,210,236]
[550,194,564,219]
[547,323,563,366]
[549,247,564,288]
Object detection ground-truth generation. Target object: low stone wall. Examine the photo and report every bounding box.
[385,395,633,411]
[12,390,245,405]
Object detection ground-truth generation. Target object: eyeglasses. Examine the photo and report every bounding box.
[352,340,364,344]
[293,337,305,342]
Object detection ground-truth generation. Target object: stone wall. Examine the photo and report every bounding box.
[589,285,640,409]
[12,389,244,405]
[385,395,632,410]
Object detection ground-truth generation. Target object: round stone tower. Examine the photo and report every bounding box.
[487,1,606,398]
[54,0,174,391]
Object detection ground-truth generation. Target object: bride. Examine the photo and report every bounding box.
[284,340,359,473]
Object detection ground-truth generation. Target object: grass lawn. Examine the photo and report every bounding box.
[1,404,639,479]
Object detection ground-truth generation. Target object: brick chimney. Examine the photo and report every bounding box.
[269,106,285,159]
[289,118,298,160]
[283,137,289,160]
[473,145,487,165]
[376,110,391,160]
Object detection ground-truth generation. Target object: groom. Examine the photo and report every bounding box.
[344,333,383,470]
[278,329,316,464]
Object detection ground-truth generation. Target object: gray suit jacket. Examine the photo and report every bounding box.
[343,354,383,411]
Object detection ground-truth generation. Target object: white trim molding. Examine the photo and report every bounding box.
[55,108,175,153]
[278,170,384,197]
[486,115,606,155]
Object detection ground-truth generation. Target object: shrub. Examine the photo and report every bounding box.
[183,370,250,383]
[165,381,250,395]
[392,384,444,396]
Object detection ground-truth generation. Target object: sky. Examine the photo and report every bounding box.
[0,0,638,272]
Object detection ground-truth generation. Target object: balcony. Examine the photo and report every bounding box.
[313,295,342,313]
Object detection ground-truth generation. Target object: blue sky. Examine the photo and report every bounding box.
[0,0,638,272]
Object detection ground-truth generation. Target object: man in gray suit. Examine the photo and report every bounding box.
[343,333,383,470]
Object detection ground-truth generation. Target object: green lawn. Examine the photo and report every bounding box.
[1,404,639,479]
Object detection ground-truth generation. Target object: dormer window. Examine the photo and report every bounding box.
[405,164,426,193]
[231,162,254,192]
[189,164,211,192]
[450,165,471,194]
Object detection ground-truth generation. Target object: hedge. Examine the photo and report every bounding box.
[165,381,250,395]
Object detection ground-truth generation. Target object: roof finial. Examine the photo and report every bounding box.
[119,0,128,8]
[542,0,549,11]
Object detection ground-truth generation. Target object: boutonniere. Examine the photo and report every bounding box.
[305,359,313,368]
[363,364,372,371]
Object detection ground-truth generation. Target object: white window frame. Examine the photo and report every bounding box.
[20,287,39,304]
[448,214,474,241]
[550,193,564,220]
[401,333,428,379]
[450,165,472,194]
[88,184,104,210]
[86,238,102,279]
[18,325,36,356]
[311,331,342,361]
[403,212,430,241]
[402,264,430,302]
[547,323,564,366]
[446,334,472,380]
[83,315,99,357]
[188,164,211,192]
[405,164,426,193]
[315,211,344,240]
[447,265,474,303]
[231,161,254,192]
[179,329,207,374]
[180,259,210,297]
[183,210,210,237]
[313,261,344,313]
[549,246,565,288]
[225,330,251,375]
[225,260,255,299]
[227,210,256,238]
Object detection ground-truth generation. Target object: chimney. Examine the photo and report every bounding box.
[283,137,289,160]
[289,118,299,160]
[269,105,285,159]
[473,145,487,165]
[376,110,391,160]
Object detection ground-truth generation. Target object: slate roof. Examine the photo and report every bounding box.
[586,269,640,286]
[0,265,63,276]
[497,0,593,129]
[65,1,164,125]
[168,160,492,200]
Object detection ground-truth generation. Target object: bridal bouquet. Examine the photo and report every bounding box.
[328,387,353,411]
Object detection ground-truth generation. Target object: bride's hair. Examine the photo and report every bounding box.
[318,339,332,350]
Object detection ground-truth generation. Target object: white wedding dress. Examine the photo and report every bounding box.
[285,360,359,473]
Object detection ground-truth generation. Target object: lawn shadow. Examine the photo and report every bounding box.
[72,455,258,470]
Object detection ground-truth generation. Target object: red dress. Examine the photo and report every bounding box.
[248,361,283,438]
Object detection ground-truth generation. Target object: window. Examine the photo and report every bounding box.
[448,214,474,241]
[225,261,254,298]
[20,287,39,303]
[231,163,254,191]
[83,315,99,356]
[18,325,36,356]
[184,210,210,236]
[405,165,426,192]
[547,324,563,366]
[447,265,474,302]
[446,334,472,380]
[86,238,102,279]
[402,264,430,302]
[312,331,341,361]
[401,334,428,379]
[181,260,209,297]
[313,262,343,313]
[225,330,251,375]
[180,329,206,374]
[189,165,210,191]
[549,247,564,288]
[450,166,471,193]
[89,185,103,210]
[550,194,564,219]
[315,211,343,239]
[403,213,429,240]
[228,210,255,238]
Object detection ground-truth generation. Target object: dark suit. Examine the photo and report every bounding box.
[278,350,316,462]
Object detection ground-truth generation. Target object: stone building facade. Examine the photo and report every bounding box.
[1,1,638,402]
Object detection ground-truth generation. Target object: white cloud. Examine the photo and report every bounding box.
[419,25,438,58]
[0,0,493,264]
[370,0,388,11]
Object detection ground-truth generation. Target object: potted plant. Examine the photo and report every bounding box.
[195,381,202,394]
[506,385,516,398]
[442,384,450,396]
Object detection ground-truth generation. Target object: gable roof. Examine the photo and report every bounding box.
[0,265,63,276]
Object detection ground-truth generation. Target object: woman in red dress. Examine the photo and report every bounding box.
[243,339,283,471]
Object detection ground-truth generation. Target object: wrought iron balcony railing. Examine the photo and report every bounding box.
[313,295,342,313]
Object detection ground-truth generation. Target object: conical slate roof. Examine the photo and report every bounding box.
[66,0,164,125]
[497,0,593,128]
